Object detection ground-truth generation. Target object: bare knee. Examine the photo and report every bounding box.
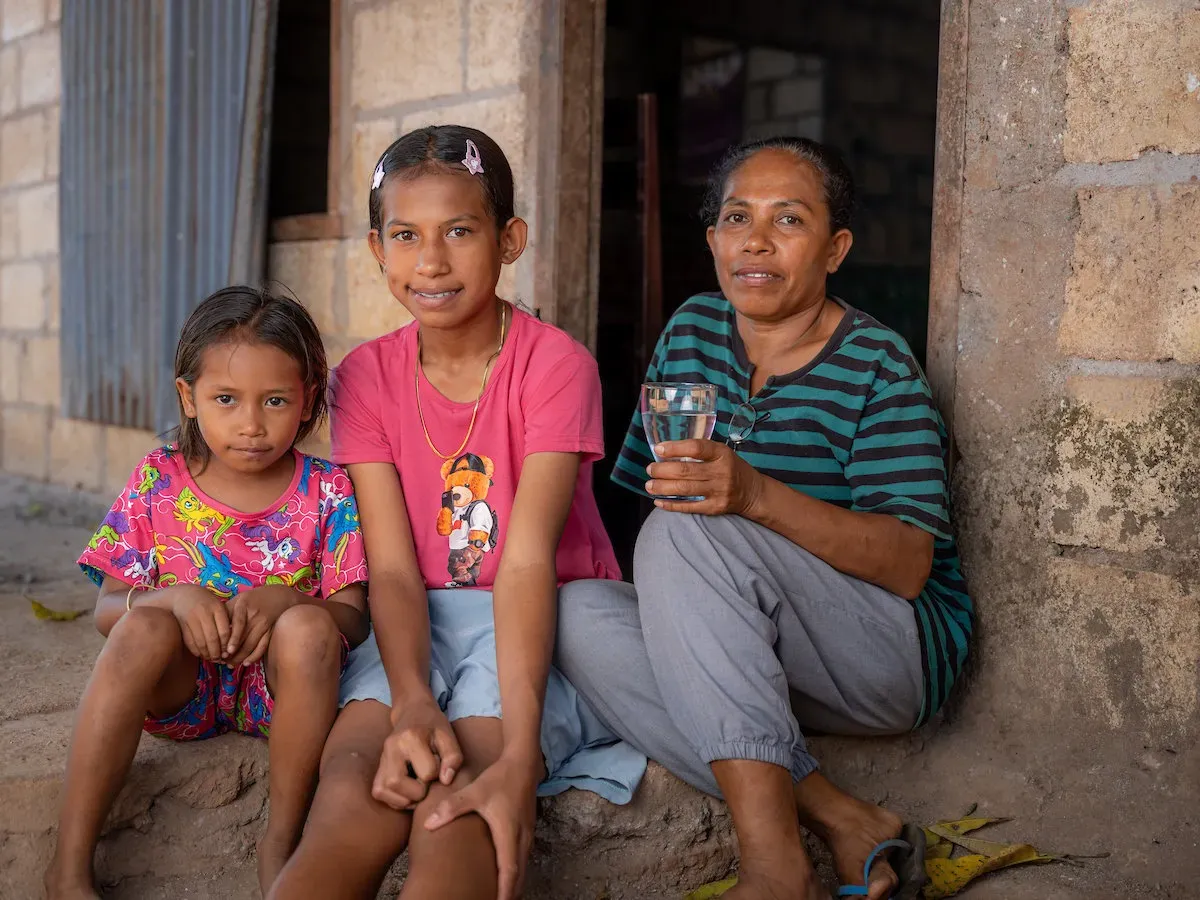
[319,743,379,790]
[269,605,340,676]
[311,747,411,843]
[314,748,379,816]
[103,605,184,667]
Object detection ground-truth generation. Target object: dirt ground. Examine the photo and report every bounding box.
[0,473,1188,899]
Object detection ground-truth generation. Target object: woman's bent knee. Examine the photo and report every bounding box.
[555,580,633,660]
[632,510,713,610]
[632,509,717,581]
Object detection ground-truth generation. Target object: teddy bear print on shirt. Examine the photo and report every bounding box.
[436,453,499,588]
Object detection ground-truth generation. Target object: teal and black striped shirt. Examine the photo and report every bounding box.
[612,292,972,724]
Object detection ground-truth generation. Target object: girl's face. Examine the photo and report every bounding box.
[705,149,853,323]
[176,341,312,477]
[368,171,527,331]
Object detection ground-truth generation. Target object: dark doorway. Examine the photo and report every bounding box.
[593,0,941,572]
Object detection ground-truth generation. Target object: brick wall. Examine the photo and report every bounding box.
[269,0,545,459]
[822,13,938,270]
[0,0,171,495]
[0,0,552,484]
[0,0,60,483]
[954,0,1200,750]
[741,48,824,143]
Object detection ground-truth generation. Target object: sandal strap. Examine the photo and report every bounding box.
[836,838,914,898]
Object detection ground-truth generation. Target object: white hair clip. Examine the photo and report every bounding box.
[371,161,385,190]
[462,139,485,176]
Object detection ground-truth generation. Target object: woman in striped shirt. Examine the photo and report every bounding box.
[556,137,972,900]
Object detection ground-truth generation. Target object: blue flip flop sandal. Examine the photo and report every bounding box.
[836,823,927,900]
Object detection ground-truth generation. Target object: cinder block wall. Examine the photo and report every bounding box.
[269,0,544,458]
[950,0,1200,866]
[0,0,547,485]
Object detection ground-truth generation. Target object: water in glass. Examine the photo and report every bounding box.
[640,382,718,500]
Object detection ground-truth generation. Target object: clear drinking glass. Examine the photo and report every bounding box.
[640,382,719,501]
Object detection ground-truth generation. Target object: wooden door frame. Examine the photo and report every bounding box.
[529,0,607,352]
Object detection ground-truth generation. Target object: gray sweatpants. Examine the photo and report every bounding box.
[555,509,923,798]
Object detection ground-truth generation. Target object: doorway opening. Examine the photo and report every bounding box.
[593,0,942,571]
[268,0,332,220]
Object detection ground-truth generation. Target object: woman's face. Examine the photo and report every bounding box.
[705,149,853,323]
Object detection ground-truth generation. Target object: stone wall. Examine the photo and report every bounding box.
[0,0,566,483]
[269,0,551,457]
[0,0,157,498]
[946,0,1200,888]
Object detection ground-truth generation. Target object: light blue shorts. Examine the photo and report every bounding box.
[339,586,646,804]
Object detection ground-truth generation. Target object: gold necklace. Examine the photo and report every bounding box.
[415,302,509,460]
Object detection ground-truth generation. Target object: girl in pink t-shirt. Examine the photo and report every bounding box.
[45,287,369,900]
[269,127,644,900]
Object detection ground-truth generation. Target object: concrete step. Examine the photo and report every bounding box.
[0,583,735,898]
[0,706,735,899]
[0,480,739,899]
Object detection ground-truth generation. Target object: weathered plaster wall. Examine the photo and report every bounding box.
[939,0,1200,890]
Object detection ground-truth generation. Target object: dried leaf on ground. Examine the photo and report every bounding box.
[29,598,88,621]
[921,813,1102,899]
[683,812,1104,900]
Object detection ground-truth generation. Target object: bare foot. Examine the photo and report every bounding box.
[819,810,901,900]
[794,774,903,900]
[257,832,299,897]
[44,866,102,900]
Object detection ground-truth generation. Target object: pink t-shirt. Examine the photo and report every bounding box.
[329,306,621,590]
[77,447,369,601]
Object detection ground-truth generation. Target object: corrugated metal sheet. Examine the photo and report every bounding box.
[61,0,276,432]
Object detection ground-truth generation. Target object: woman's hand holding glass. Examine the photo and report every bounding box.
[645,439,765,517]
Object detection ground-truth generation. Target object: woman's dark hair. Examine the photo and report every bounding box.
[171,285,328,465]
[368,125,516,233]
[700,136,856,233]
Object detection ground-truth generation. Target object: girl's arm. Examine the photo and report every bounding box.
[345,462,434,711]
[222,583,370,666]
[293,584,368,646]
[490,451,581,770]
[346,462,464,804]
[93,576,231,658]
[94,576,188,635]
